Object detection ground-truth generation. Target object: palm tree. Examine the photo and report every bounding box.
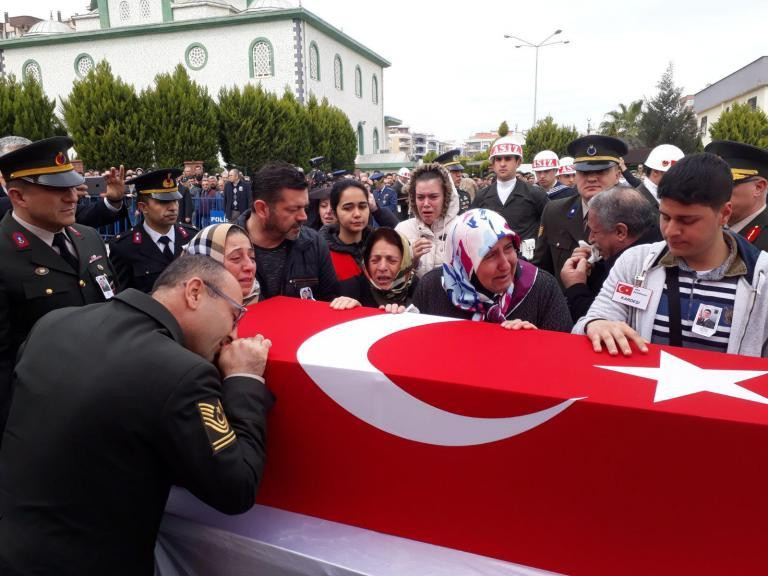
[599,100,644,145]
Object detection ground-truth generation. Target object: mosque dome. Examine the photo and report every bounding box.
[25,19,74,36]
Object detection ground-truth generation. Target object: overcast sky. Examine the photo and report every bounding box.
[4,0,767,142]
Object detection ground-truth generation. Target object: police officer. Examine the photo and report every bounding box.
[435,149,471,215]
[109,168,197,293]
[0,136,118,434]
[705,140,768,252]
[533,135,627,283]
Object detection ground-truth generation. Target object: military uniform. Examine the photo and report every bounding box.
[109,168,196,293]
[532,194,585,278]
[109,222,196,293]
[0,288,274,575]
[0,137,118,435]
[472,179,549,242]
[737,209,768,252]
[435,149,472,215]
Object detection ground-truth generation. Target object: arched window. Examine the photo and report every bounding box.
[250,38,274,78]
[119,1,131,21]
[309,41,320,81]
[139,0,151,19]
[23,60,42,84]
[354,66,362,98]
[74,53,95,78]
[334,55,343,90]
[373,128,379,154]
[372,74,379,104]
[357,122,364,155]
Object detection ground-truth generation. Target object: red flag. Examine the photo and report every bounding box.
[616,282,634,295]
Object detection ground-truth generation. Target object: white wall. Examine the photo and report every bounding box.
[697,86,768,145]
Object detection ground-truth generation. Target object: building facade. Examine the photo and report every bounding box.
[0,0,389,160]
[693,56,768,146]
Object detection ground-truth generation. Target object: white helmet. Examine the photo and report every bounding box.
[397,167,411,177]
[645,144,684,172]
[532,150,559,172]
[489,136,524,159]
[517,163,534,175]
[558,156,576,175]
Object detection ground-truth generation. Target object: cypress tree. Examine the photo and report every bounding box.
[142,65,219,170]
[0,74,58,140]
[708,102,768,148]
[60,61,153,170]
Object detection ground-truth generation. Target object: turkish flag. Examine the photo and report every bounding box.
[237,297,768,576]
[616,282,634,295]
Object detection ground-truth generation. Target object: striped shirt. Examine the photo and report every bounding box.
[651,269,738,353]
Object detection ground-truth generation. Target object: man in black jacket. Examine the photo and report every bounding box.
[224,168,252,221]
[560,185,661,321]
[237,162,339,300]
[0,255,273,576]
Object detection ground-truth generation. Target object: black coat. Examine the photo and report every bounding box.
[108,223,196,293]
[0,212,117,434]
[1,196,128,229]
[532,194,586,282]
[339,272,419,308]
[0,289,274,575]
[224,180,252,220]
[471,179,548,241]
[736,208,768,252]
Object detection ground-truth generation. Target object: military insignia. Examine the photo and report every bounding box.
[132,231,142,244]
[662,160,670,167]
[12,232,30,248]
[162,173,175,188]
[177,226,189,239]
[724,307,734,324]
[88,254,103,263]
[54,151,67,166]
[586,145,597,156]
[34,266,49,276]
[538,224,544,237]
[197,399,236,454]
[97,264,104,271]
[746,226,761,244]
[68,226,83,238]
[567,205,578,219]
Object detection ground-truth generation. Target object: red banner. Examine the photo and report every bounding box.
[239,297,768,575]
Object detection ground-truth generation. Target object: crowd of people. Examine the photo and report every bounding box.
[1,129,768,573]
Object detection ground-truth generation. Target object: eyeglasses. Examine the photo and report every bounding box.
[202,280,248,327]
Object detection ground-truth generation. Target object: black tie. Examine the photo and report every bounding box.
[158,235,174,261]
[53,232,79,270]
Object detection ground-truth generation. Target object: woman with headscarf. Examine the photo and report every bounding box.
[412,208,572,331]
[185,223,260,304]
[330,227,418,312]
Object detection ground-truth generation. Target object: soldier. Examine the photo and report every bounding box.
[532,149,560,194]
[705,140,768,252]
[435,149,471,215]
[636,144,684,209]
[0,136,118,434]
[471,136,549,260]
[109,169,197,293]
[533,135,627,282]
[552,156,578,199]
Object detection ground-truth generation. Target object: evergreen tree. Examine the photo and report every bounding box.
[60,61,153,170]
[274,88,311,169]
[497,120,509,137]
[422,151,438,163]
[0,74,59,140]
[708,103,768,148]
[639,64,699,152]
[141,65,219,170]
[523,116,579,162]
[304,94,356,170]
[306,93,334,170]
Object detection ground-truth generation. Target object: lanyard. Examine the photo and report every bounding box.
[665,267,683,347]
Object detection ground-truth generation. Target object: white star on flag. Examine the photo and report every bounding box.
[596,351,768,405]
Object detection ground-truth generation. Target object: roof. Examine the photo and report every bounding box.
[693,56,768,113]
[26,19,75,36]
[8,16,42,28]
[0,7,391,68]
[467,132,498,140]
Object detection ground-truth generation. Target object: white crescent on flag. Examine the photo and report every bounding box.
[296,313,582,447]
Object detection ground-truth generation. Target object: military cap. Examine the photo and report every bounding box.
[704,140,768,183]
[0,136,84,188]
[128,168,183,200]
[331,169,349,180]
[370,171,384,181]
[567,135,628,172]
[434,148,464,171]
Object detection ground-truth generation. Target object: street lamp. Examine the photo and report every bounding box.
[504,30,570,127]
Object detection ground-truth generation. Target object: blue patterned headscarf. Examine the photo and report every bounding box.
[442,209,521,322]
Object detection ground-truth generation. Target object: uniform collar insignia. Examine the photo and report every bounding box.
[12,231,30,249]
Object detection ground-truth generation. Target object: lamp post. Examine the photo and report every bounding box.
[504,30,569,127]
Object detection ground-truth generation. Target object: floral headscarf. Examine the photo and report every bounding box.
[442,209,523,322]
[362,228,416,306]
[185,223,261,304]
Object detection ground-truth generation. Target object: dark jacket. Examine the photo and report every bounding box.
[224,180,251,220]
[0,289,273,576]
[471,179,549,241]
[108,223,197,293]
[339,273,419,308]
[532,194,585,282]
[236,210,339,300]
[564,226,663,322]
[736,208,768,252]
[318,225,368,281]
[1,196,128,229]
[412,266,573,333]
[0,212,117,437]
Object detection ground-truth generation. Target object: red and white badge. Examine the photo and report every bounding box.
[611,282,652,310]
